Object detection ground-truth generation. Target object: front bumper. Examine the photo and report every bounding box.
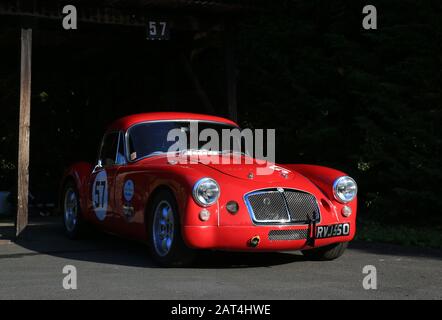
[183,223,355,251]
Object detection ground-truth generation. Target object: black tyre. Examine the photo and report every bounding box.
[302,242,349,261]
[62,181,84,239]
[147,190,195,267]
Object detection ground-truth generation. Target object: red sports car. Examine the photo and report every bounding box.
[61,112,358,266]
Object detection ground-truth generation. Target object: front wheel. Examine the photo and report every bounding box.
[147,190,195,267]
[302,242,349,261]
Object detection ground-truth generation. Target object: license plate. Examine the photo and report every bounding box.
[316,223,350,239]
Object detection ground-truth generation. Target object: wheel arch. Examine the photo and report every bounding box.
[283,164,350,201]
[58,162,93,216]
[144,184,178,222]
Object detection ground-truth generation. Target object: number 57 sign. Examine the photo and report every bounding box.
[147,21,170,40]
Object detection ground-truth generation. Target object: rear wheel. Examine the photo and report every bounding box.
[147,190,195,267]
[62,181,84,239]
[302,242,349,261]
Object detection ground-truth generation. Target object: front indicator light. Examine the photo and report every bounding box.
[199,209,211,222]
[341,205,352,217]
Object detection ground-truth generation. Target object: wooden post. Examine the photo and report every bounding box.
[225,22,238,122]
[16,28,32,237]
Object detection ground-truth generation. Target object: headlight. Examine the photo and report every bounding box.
[193,178,220,207]
[333,176,357,203]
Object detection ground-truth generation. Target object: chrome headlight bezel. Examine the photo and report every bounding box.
[333,176,358,203]
[192,178,220,207]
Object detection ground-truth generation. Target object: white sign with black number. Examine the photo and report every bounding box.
[147,21,170,40]
[92,170,108,221]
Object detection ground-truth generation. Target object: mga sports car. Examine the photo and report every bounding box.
[61,112,357,266]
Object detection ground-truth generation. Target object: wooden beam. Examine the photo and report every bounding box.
[0,0,260,20]
[225,22,238,122]
[16,28,32,237]
[0,1,209,30]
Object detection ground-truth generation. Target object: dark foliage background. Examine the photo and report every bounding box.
[0,0,441,228]
[236,0,442,226]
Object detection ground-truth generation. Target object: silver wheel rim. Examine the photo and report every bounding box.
[64,188,78,233]
[152,200,175,257]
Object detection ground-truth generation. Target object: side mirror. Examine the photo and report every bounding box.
[92,159,103,173]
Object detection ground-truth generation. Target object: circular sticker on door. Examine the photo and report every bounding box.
[92,170,108,221]
[123,180,135,202]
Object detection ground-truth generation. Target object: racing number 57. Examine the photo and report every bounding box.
[147,21,169,40]
[149,21,166,36]
[94,180,106,208]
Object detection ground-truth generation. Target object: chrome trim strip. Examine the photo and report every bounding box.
[115,131,121,163]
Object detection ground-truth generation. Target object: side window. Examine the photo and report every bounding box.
[116,132,127,165]
[99,132,119,167]
[128,134,137,161]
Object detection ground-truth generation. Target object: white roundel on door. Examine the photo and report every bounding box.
[123,180,135,202]
[92,170,108,221]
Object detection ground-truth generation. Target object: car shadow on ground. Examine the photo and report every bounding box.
[2,217,440,269]
[0,217,308,269]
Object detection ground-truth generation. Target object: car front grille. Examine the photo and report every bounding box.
[246,191,290,223]
[268,229,308,240]
[245,189,320,225]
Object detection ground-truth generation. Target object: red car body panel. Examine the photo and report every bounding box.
[61,112,357,251]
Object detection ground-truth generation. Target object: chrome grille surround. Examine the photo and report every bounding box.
[244,188,320,225]
[245,190,291,223]
[268,229,308,240]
